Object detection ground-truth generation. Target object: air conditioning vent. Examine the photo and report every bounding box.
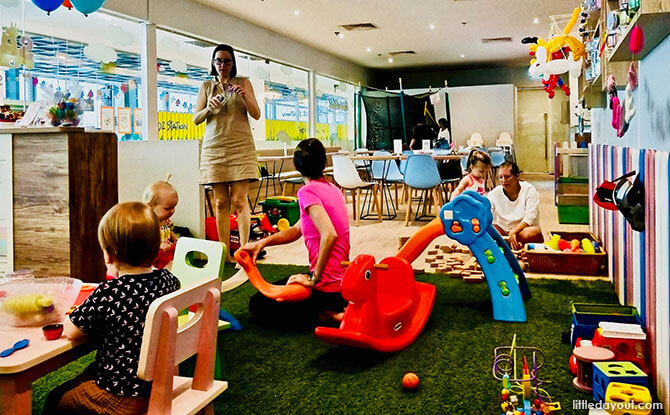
[388,50,417,56]
[339,23,379,31]
[481,37,513,44]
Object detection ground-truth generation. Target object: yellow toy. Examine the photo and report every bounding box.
[277,218,290,232]
[605,382,652,415]
[546,234,561,250]
[582,239,596,254]
[527,8,586,62]
[2,293,54,315]
[0,23,34,69]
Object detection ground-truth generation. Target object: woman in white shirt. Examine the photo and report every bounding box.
[436,118,452,150]
[487,162,543,249]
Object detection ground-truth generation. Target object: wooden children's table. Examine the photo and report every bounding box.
[0,325,92,415]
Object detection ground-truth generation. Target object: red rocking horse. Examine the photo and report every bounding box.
[314,254,436,353]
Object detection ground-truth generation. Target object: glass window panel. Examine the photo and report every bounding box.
[155,29,213,140]
[261,61,309,148]
[1,2,142,140]
[316,74,356,151]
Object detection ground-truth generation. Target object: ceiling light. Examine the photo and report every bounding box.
[388,58,393,63]
[533,17,540,24]
[335,31,344,39]
[293,10,300,16]
[366,47,371,52]
[460,53,465,58]
[429,23,435,30]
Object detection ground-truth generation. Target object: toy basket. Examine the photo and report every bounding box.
[570,303,641,345]
[0,277,82,327]
[524,231,606,275]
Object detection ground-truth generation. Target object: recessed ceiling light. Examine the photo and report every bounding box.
[293,10,300,16]
[366,47,371,52]
[429,23,435,30]
[460,53,465,58]
[388,57,393,63]
[335,31,344,39]
[533,17,540,24]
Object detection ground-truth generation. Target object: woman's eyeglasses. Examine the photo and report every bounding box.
[213,58,233,66]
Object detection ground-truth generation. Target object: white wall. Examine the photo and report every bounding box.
[117,140,204,238]
[592,35,670,150]
[444,84,515,148]
[103,0,372,86]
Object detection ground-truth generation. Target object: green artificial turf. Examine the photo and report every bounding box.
[30,263,658,414]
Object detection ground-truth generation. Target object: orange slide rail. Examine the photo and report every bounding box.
[395,218,445,263]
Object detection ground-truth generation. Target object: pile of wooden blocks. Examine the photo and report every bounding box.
[423,243,529,283]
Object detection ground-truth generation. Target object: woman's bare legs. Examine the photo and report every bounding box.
[212,183,232,261]
[231,180,252,249]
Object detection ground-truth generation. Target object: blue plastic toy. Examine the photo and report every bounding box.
[396,191,530,322]
[440,191,530,322]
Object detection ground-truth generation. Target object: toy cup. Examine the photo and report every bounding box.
[42,324,63,340]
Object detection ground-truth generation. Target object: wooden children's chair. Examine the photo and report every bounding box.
[172,237,241,379]
[137,277,227,415]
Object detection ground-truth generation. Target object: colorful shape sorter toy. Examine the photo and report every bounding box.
[592,361,648,402]
[591,322,648,373]
[604,382,653,415]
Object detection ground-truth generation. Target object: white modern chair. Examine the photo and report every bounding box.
[467,132,484,147]
[332,155,381,226]
[496,132,513,146]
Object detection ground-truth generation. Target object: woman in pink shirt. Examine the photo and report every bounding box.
[241,138,350,327]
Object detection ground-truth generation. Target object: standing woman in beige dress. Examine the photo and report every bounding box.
[194,44,261,261]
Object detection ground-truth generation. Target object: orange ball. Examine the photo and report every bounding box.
[402,372,419,391]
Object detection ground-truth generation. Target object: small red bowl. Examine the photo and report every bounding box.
[42,324,64,340]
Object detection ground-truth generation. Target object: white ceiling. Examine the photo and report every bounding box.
[194,0,580,69]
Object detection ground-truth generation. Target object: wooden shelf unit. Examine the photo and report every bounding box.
[579,0,669,107]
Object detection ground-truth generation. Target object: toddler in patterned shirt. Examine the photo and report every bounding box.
[143,177,179,270]
[43,202,180,415]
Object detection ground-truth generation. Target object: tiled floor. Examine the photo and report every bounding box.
[255,173,600,279]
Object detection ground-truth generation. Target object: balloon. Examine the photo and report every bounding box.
[629,26,644,54]
[70,0,106,16]
[63,0,72,8]
[31,0,64,14]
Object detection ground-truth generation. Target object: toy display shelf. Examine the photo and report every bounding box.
[554,145,589,206]
[609,10,670,61]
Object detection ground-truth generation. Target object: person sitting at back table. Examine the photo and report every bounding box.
[435,118,452,150]
[409,123,436,151]
[487,161,543,250]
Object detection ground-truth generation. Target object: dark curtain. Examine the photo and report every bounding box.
[361,91,401,150]
[361,89,438,150]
